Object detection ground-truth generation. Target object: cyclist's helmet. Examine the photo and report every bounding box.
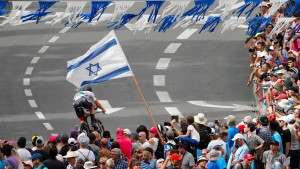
[84,85,92,92]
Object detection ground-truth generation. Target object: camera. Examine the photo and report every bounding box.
[249,46,257,52]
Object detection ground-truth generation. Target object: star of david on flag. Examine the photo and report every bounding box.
[66,30,134,88]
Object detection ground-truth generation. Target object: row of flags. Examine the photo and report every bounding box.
[0,0,297,34]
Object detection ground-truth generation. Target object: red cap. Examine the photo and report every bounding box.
[49,135,57,143]
[237,124,245,132]
[277,93,288,100]
[148,127,158,135]
[171,153,182,161]
[267,114,276,121]
[244,154,254,160]
[116,128,124,139]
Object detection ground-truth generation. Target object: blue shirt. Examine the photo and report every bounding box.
[226,127,239,148]
[217,156,227,169]
[141,161,153,169]
[232,144,249,163]
[0,159,10,169]
[207,161,219,169]
[114,159,128,169]
[272,132,283,153]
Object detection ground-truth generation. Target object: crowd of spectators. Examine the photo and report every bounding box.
[3,0,300,169]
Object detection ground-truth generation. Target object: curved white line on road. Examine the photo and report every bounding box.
[43,123,54,130]
[24,89,32,96]
[165,107,184,118]
[23,78,30,85]
[35,111,46,119]
[164,43,181,54]
[156,58,171,70]
[153,75,165,86]
[59,27,71,34]
[48,36,60,43]
[31,57,40,64]
[38,46,49,54]
[176,29,198,39]
[25,67,34,75]
[156,91,173,102]
[28,100,37,108]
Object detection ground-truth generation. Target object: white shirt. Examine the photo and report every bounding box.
[188,125,200,142]
[76,149,95,162]
[17,148,31,161]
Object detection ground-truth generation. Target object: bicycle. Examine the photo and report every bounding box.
[79,108,105,137]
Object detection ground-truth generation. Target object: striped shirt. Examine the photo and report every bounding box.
[246,133,264,150]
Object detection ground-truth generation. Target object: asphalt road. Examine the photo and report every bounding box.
[0,3,253,143]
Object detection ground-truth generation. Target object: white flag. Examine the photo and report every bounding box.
[66,30,133,88]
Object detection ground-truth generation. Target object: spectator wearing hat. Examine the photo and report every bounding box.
[17,137,32,162]
[97,156,108,169]
[269,121,283,154]
[116,128,132,160]
[30,153,48,169]
[123,129,131,139]
[164,130,176,159]
[102,131,113,149]
[207,131,227,158]
[43,147,65,169]
[277,116,292,157]
[156,158,164,169]
[194,113,212,151]
[164,153,182,169]
[98,138,110,159]
[257,115,272,143]
[23,160,34,169]
[68,138,78,151]
[207,149,221,169]
[196,156,208,169]
[130,132,141,156]
[224,115,239,149]
[56,135,63,152]
[231,134,249,167]
[233,154,254,169]
[286,114,300,169]
[2,144,18,169]
[63,151,78,169]
[176,142,194,169]
[76,133,95,164]
[83,161,97,169]
[110,148,128,169]
[31,137,49,162]
[31,136,39,151]
[262,141,289,169]
[59,134,69,156]
[213,145,227,169]
[148,127,159,153]
[244,122,264,151]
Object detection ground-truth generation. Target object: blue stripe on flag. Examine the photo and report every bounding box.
[80,66,131,86]
[67,39,117,73]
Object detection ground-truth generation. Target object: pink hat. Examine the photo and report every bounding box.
[116,128,124,139]
[49,135,57,143]
[276,93,288,100]
[148,127,158,135]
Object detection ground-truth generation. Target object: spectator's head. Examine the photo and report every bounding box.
[2,144,12,156]
[68,138,76,146]
[88,133,96,143]
[83,161,97,169]
[22,160,33,169]
[270,141,280,151]
[130,132,139,142]
[293,108,300,119]
[243,154,254,167]
[35,136,44,148]
[31,136,38,147]
[61,134,69,144]
[123,128,131,138]
[134,146,144,159]
[138,132,147,143]
[194,113,207,125]
[176,142,187,154]
[63,151,78,166]
[207,149,221,162]
[70,130,78,139]
[197,156,208,168]
[288,57,297,68]
[148,127,158,138]
[136,125,149,139]
[232,133,245,146]
[170,153,182,167]
[110,148,122,161]
[116,128,125,139]
[142,149,152,162]
[213,145,224,155]
[186,115,195,125]
[166,130,175,140]
[77,133,90,147]
[56,135,61,143]
[106,158,115,169]
[245,122,256,133]
[269,120,279,132]
[30,153,42,166]
[49,135,57,144]
[218,131,228,141]
[144,147,154,157]
[243,116,253,124]
[259,115,269,126]
[49,147,58,159]
[17,137,26,148]
[100,138,108,148]
[98,156,108,168]
[102,131,111,139]
[224,115,236,126]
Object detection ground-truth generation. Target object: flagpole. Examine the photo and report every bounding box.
[132,75,164,142]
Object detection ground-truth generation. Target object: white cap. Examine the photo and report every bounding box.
[68,138,76,145]
[123,128,131,135]
[277,116,288,123]
[287,114,295,123]
[232,133,245,141]
[269,46,275,50]
[224,115,236,121]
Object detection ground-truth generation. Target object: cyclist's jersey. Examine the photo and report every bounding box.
[73,91,97,103]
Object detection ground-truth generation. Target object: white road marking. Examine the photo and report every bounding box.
[156,91,173,102]
[177,29,198,39]
[156,58,171,70]
[25,67,34,75]
[98,100,112,109]
[23,78,30,86]
[153,75,165,86]
[28,100,37,108]
[164,43,182,53]
[24,89,32,96]
[31,57,40,64]
[35,111,46,119]
[165,107,184,118]
[48,36,60,43]
[43,123,54,130]
[38,46,49,54]
[59,27,71,34]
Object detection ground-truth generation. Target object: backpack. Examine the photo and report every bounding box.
[198,129,211,150]
[155,140,165,159]
[78,150,91,162]
[87,146,99,165]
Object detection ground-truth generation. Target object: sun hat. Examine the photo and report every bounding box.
[207,149,221,161]
[63,151,78,158]
[194,113,208,124]
[83,161,97,169]
[232,133,245,141]
[197,156,208,163]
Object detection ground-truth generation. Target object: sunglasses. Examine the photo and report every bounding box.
[135,151,142,154]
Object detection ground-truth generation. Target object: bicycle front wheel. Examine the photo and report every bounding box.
[94,119,105,136]
[80,122,90,134]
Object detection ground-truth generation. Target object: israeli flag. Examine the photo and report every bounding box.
[66,30,133,88]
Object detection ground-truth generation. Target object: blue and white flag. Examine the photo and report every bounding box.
[66,30,133,88]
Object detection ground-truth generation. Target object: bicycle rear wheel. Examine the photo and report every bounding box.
[80,122,90,134]
[94,118,105,136]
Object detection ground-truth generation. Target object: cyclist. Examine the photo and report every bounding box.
[73,85,106,127]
